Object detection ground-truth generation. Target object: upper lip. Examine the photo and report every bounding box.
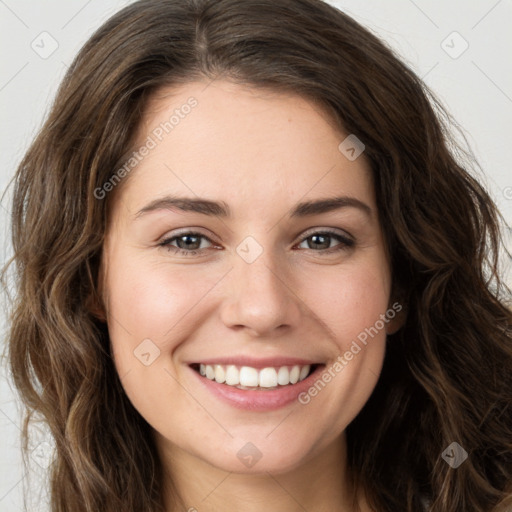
[188,356,323,369]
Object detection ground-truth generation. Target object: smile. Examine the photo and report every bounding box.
[188,359,326,411]
[192,363,317,390]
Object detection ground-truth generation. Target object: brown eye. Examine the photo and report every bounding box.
[297,230,354,253]
[159,231,214,256]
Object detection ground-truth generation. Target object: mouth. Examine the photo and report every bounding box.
[189,362,320,391]
[188,359,327,411]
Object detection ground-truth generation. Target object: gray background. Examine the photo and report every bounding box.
[1,1,511,510]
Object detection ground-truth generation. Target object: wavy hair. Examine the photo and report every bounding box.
[2,0,512,510]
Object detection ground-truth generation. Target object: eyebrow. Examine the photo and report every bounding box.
[134,195,372,220]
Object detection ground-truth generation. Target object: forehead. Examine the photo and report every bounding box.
[113,80,374,218]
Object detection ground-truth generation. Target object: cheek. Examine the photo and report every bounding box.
[103,254,215,427]
[304,256,391,347]
[103,250,228,412]
[105,252,217,347]
[294,262,390,430]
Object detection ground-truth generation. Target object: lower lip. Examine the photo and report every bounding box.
[189,364,325,411]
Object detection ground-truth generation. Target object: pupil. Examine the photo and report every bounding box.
[311,234,329,250]
[179,235,199,250]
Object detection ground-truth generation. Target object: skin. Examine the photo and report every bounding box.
[97,80,404,512]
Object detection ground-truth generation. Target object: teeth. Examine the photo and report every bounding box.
[277,366,290,385]
[289,365,300,384]
[225,365,239,385]
[259,368,277,388]
[196,363,312,389]
[214,364,226,384]
[239,366,259,387]
[299,365,310,381]
[205,365,215,380]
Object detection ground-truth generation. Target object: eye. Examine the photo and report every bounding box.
[295,229,354,254]
[159,231,216,257]
[158,228,354,257]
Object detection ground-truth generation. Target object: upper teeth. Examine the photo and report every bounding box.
[198,364,311,388]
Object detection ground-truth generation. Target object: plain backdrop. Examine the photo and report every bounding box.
[1,1,511,510]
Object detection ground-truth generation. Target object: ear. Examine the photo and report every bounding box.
[86,291,107,322]
[385,298,407,335]
[85,258,107,322]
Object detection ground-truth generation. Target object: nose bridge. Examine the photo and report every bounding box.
[220,234,301,335]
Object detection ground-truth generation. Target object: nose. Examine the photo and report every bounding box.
[219,246,302,338]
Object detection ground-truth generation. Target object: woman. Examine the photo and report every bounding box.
[3,0,512,510]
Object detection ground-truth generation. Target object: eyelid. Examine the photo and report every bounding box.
[158,226,355,257]
[295,226,353,244]
[158,226,353,245]
[158,227,217,243]
[157,229,220,254]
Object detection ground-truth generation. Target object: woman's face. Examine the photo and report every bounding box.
[99,80,401,474]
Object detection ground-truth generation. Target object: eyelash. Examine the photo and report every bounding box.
[158,228,355,257]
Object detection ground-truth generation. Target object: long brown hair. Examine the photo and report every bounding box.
[2,0,512,510]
